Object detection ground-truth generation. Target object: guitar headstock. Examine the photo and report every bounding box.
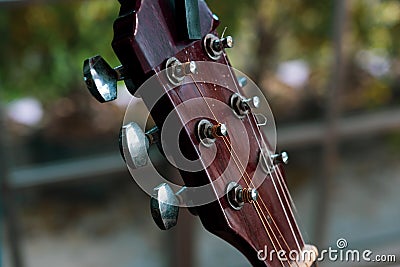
[83,1,317,266]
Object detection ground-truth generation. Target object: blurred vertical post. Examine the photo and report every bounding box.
[314,0,349,246]
[0,101,24,267]
[169,209,195,267]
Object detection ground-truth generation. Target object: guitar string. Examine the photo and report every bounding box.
[242,109,305,249]
[219,128,303,267]
[253,199,286,267]
[154,60,300,264]
[252,127,305,247]
[274,172,305,244]
[216,110,303,264]
[220,135,299,267]
[248,112,304,241]
[224,64,303,252]
[221,66,303,251]
[186,66,299,251]
[219,130,303,266]
[187,75,294,267]
[189,80,287,267]
[222,64,313,262]
[152,65,291,266]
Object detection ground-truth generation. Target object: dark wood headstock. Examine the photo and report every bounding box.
[83,1,317,266]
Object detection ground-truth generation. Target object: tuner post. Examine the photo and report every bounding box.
[203,33,234,60]
[183,61,197,75]
[243,96,260,109]
[166,57,197,85]
[272,151,289,165]
[242,188,258,203]
[208,123,228,139]
[230,93,260,118]
[196,119,228,147]
[212,36,234,51]
[226,182,258,210]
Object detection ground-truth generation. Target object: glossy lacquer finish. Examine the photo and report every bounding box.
[112,1,308,266]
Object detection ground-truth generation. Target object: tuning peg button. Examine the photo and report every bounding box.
[150,183,180,230]
[119,122,150,169]
[119,122,160,168]
[272,151,289,165]
[83,55,127,103]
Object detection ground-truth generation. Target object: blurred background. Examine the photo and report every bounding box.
[1,0,400,266]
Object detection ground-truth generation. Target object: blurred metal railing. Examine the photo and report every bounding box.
[9,154,125,189]
[279,107,400,148]
[7,107,400,189]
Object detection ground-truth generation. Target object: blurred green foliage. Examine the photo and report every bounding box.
[209,0,400,118]
[0,1,119,102]
[0,0,399,113]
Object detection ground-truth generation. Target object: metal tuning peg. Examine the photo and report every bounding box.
[119,122,160,169]
[166,57,197,86]
[230,93,260,118]
[83,55,127,103]
[272,151,289,165]
[227,182,258,210]
[150,183,180,230]
[203,33,234,60]
[243,96,260,109]
[196,119,228,147]
[212,35,234,51]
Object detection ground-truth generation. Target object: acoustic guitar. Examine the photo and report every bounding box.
[83,1,318,266]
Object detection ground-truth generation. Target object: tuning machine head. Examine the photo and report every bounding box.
[203,33,234,60]
[83,55,127,103]
[119,122,161,169]
[119,122,149,169]
[230,93,260,118]
[150,183,180,230]
[166,57,197,85]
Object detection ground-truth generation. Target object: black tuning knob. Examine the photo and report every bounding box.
[83,55,127,103]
